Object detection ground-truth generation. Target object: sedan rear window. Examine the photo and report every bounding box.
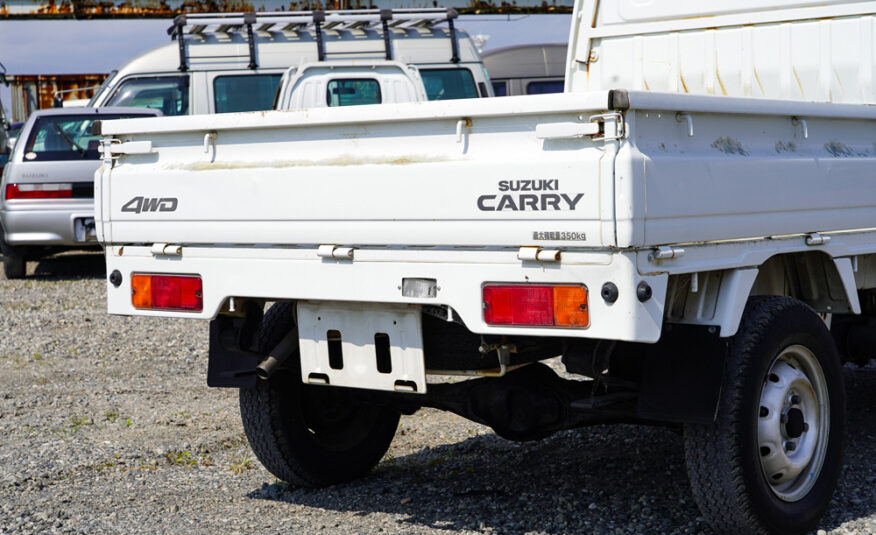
[23,114,152,162]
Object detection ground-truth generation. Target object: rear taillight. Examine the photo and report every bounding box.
[483,284,589,328]
[5,183,73,199]
[131,274,203,312]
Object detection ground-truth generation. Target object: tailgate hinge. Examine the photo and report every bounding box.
[518,246,561,262]
[648,245,685,262]
[805,232,831,246]
[151,243,182,256]
[318,244,356,260]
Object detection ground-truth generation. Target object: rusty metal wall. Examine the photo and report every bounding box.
[8,74,106,122]
[0,0,571,18]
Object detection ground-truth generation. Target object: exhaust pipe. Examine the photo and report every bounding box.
[256,329,299,380]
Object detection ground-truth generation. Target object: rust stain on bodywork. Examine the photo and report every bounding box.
[169,153,456,171]
[824,141,864,158]
[775,141,796,153]
[711,137,748,156]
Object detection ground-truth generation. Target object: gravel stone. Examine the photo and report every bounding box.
[0,252,875,534]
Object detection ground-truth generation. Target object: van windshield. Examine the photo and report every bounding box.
[214,74,283,113]
[87,70,118,107]
[420,68,478,100]
[23,114,153,161]
[106,76,189,116]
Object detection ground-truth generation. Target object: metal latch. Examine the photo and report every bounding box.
[792,117,808,139]
[676,112,694,137]
[109,140,154,155]
[588,112,625,141]
[648,246,685,262]
[318,244,355,259]
[455,118,471,143]
[535,121,600,140]
[203,132,217,154]
[805,233,830,246]
[151,243,182,256]
[518,246,561,262]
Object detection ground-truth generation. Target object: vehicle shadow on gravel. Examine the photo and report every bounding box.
[249,423,704,534]
[29,252,105,281]
[247,366,876,535]
[817,365,876,532]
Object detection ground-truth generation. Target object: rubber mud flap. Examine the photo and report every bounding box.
[637,324,727,424]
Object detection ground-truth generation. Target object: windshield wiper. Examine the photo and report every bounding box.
[53,123,86,157]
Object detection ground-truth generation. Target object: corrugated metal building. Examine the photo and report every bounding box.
[8,73,107,122]
[1,0,571,18]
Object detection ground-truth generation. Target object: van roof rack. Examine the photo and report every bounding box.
[167,8,461,72]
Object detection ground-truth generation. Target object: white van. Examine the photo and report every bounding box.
[88,8,492,115]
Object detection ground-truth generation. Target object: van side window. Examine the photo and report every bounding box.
[214,74,283,113]
[525,80,565,95]
[491,80,508,97]
[106,76,190,116]
[419,69,479,101]
[326,79,381,107]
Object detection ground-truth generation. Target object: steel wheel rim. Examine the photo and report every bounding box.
[757,344,830,502]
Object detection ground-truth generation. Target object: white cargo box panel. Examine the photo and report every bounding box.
[297,301,427,394]
[569,0,876,105]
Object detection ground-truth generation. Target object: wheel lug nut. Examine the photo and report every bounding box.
[790,394,801,405]
[786,442,797,452]
[803,423,809,432]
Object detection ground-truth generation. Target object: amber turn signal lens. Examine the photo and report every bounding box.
[553,286,589,327]
[131,274,153,309]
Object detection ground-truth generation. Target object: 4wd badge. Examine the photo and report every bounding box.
[121,197,178,214]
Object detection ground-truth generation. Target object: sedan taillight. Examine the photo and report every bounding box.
[5,183,73,199]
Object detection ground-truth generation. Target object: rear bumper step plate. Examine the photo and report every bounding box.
[297,300,426,394]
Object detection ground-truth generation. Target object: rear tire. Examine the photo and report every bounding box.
[684,296,845,535]
[0,229,26,279]
[2,252,25,279]
[239,302,400,487]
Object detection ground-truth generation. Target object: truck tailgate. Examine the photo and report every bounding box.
[97,92,617,248]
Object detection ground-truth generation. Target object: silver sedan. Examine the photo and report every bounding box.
[0,106,161,278]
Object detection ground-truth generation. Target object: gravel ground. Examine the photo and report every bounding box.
[1,252,875,535]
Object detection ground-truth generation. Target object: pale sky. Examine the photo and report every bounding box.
[0,15,572,118]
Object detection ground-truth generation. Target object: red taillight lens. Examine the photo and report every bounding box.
[483,285,554,326]
[131,274,203,311]
[483,284,589,328]
[5,183,73,199]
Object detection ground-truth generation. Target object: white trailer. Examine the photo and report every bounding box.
[94,1,876,533]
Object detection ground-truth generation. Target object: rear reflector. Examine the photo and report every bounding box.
[131,274,203,312]
[483,284,589,328]
[6,183,73,199]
